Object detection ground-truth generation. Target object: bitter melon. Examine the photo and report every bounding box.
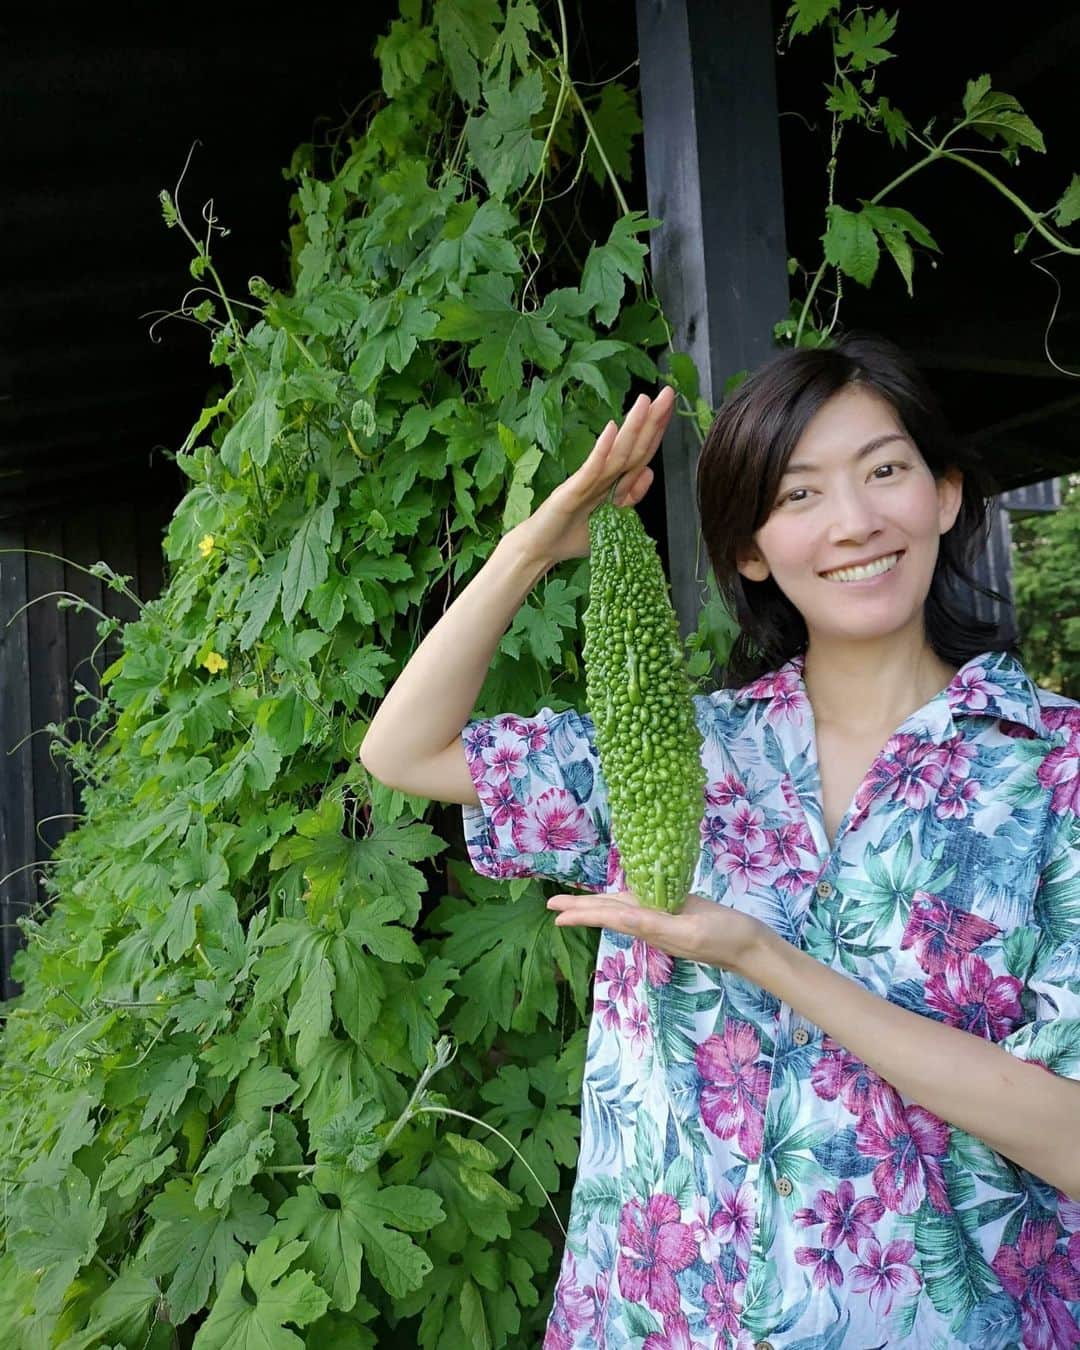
[582,494,706,913]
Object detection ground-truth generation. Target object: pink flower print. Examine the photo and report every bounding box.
[1041,704,1080,739]
[545,1252,595,1349]
[710,1179,756,1263]
[594,995,622,1031]
[923,955,1024,1040]
[775,864,821,895]
[625,1001,652,1058]
[765,676,810,725]
[900,892,1000,977]
[793,1179,884,1254]
[764,821,814,868]
[992,1220,1080,1350]
[502,713,552,751]
[691,1181,755,1266]
[708,773,749,809]
[935,774,980,820]
[888,738,950,811]
[702,1268,745,1339]
[850,1238,921,1316]
[1038,745,1080,816]
[937,736,977,779]
[727,801,766,851]
[598,949,639,1006]
[948,663,1004,715]
[633,937,674,988]
[616,1193,698,1314]
[696,1021,770,1160]
[511,787,598,855]
[810,1041,883,1117]
[476,775,526,828]
[462,720,495,758]
[481,726,530,782]
[794,1245,844,1289]
[721,841,776,896]
[643,1312,708,1350]
[856,1084,950,1214]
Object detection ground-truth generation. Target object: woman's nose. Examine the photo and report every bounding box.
[827,487,883,542]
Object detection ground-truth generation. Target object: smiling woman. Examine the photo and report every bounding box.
[696,331,1013,684]
[369,330,1080,1348]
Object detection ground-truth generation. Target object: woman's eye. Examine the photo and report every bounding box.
[872,462,902,479]
[782,487,809,504]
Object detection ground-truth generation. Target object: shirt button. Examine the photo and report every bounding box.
[793,1027,810,1047]
[775,1176,793,1197]
[754,1341,775,1350]
[815,879,833,899]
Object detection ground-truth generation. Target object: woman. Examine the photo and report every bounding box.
[359,333,1080,1348]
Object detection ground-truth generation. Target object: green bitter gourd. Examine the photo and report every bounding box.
[582,492,706,913]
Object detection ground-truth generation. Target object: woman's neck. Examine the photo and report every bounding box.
[802,629,959,735]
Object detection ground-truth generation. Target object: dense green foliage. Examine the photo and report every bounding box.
[0,4,676,1344]
[1012,475,1080,699]
[1,1,1076,1345]
[583,500,706,912]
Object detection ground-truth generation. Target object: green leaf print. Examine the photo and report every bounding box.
[913,1202,996,1330]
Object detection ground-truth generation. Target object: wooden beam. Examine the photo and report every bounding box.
[635,0,790,639]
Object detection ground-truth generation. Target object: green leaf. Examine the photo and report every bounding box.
[584,83,643,187]
[100,1132,179,1199]
[435,0,501,106]
[822,204,880,286]
[278,1167,444,1305]
[434,271,564,399]
[376,17,438,98]
[282,495,337,625]
[67,1260,161,1349]
[835,9,896,70]
[913,1202,996,1324]
[234,1061,299,1123]
[961,79,1046,154]
[466,70,546,198]
[191,1235,330,1349]
[501,443,545,531]
[826,77,862,123]
[876,95,910,148]
[10,1171,107,1313]
[785,0,839,38]
[580,213,659,326]
[194,1117,277,1210]
[1053,173,1080,228]
[478,1057,579,1195]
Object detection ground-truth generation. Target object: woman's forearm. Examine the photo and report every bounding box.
[359,526,553,773]
[743,931,1080,1199]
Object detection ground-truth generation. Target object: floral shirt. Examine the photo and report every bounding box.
[460,650,1080,1350]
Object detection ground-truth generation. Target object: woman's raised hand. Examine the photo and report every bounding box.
[512,385,676,567]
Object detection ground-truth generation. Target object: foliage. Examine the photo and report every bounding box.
[1,2,1076,1345]
[1011,475,1080,698]
[777,0,1080,348]
[0,2,672,1343]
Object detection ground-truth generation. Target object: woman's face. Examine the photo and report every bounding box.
[736,384,963,647]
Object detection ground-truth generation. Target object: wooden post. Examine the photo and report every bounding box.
[635,0,790,638]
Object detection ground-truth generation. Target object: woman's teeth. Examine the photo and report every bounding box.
[822,552,901,583]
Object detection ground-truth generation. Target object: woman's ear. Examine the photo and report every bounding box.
[736,548,770,583]
[937,467,964,534]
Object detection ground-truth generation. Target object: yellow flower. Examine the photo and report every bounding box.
[198,534,216,558]
[202,651,228,674]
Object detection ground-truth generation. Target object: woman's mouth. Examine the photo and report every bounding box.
[820,551,903,583]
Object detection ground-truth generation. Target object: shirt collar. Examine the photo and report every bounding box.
[735,649,1045,740]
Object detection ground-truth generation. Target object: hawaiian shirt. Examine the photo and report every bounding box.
[460,649,1080,1350]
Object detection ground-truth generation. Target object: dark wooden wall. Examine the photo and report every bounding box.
[0,502,173,996]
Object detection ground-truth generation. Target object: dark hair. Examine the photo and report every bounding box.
[694,329,1015,685]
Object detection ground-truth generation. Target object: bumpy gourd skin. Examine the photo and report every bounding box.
[582,501,706,913]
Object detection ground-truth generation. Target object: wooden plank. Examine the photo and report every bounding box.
[0,527,36,996]
[26,515,74,893]
[136,495,170,604]
[635,0,790,637]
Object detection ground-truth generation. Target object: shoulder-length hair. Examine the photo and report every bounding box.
[694,329,1015,686]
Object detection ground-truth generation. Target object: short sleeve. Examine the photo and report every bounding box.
[999,806,1080,1082]
[459,705,615,891]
